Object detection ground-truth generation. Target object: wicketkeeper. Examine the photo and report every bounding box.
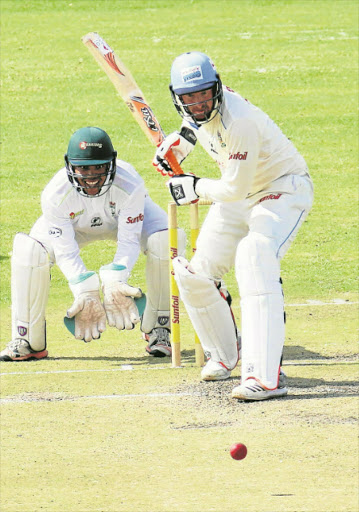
[1,127,185,361]
[153,52,314,401]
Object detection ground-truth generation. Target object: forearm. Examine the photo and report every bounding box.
[195,177,248,202]
[113,238,141,275]
[57,251,87,281]
[195,166,254,202]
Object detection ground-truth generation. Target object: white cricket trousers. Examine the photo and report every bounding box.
[190,173,314,389]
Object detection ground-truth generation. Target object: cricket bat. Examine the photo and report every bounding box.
[82,32,183,175]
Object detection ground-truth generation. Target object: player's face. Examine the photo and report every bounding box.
[73,165,107,196]
[181,88,214,121]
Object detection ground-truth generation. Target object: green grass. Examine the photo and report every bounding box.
[0,1,358,511]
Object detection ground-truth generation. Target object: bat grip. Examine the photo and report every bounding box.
[165,149,184,176]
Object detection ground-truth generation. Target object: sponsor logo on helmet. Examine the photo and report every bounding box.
[69,210,84,220]
[158,316,169,326]
[229,151,248,160]
[258,193,282,203]
[91,216,103,227]
[79,141,103,150]
[182,65,203,83]
[49,227,62,237]
[126,213,144,224]
[18,326,27,337]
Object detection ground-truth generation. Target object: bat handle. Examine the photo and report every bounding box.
[165,149,184,176]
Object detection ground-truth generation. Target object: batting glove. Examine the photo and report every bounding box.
[100,264,143,330]
[167,174,200,206]
[67,272,106,342]
[153,127,197,176]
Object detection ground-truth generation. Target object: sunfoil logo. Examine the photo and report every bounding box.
[229,151,248,160]
[126,213,144,224]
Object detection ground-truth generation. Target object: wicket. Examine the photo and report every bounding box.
[168,200,212,367]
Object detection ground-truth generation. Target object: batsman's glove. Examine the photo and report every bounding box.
[67,272,106,342]
[100,264,143,330]
[167,174,200,206]
[153,127,197,176]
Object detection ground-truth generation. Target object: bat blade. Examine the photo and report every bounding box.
[82,32,183,175]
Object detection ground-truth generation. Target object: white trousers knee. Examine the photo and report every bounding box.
[190,174,313,388]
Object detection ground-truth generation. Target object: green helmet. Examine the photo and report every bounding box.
[65,127,117,197]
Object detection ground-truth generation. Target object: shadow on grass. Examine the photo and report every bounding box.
[46,348,199,365]
[44,345,358,368]
[281,376,358,400]
[283,345,358,362]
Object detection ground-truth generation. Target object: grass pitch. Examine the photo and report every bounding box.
[0,1,358,511]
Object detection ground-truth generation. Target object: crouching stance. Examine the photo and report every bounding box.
[154,52,314,400]
[0,127,185,361]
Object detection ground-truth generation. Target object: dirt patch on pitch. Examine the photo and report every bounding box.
[173,375,358,430]
[0,391,75,403]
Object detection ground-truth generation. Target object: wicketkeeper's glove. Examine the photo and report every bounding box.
[66,272,106,342]
[100,264,143,330]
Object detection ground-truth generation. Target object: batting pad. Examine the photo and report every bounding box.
[11,233,50,351]
[235,232,284,389]
[64,294,146,336]
[173,257,239,369]
[141,229,186,333]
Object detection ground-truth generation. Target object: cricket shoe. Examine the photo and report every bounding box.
[232,378,288,401]
[143,328,171,358]
[0,339,48,362]
[201,360,231,381]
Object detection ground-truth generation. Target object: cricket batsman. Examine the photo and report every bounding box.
[1,127,185,361]
[153,52,314,400]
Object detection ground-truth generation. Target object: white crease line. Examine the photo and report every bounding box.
[286,301,358,307]
[0,365,168,377]
[1,358,358,378]
[284,359,358,366]
[0,392,196,404]
[1,300,357,378]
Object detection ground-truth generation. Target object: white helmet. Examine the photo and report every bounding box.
[169,52,223,125]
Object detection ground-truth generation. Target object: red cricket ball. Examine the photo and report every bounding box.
[230,443,247,460]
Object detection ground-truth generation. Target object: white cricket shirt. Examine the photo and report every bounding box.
[39,160,146,280]
[184,87,308,202]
